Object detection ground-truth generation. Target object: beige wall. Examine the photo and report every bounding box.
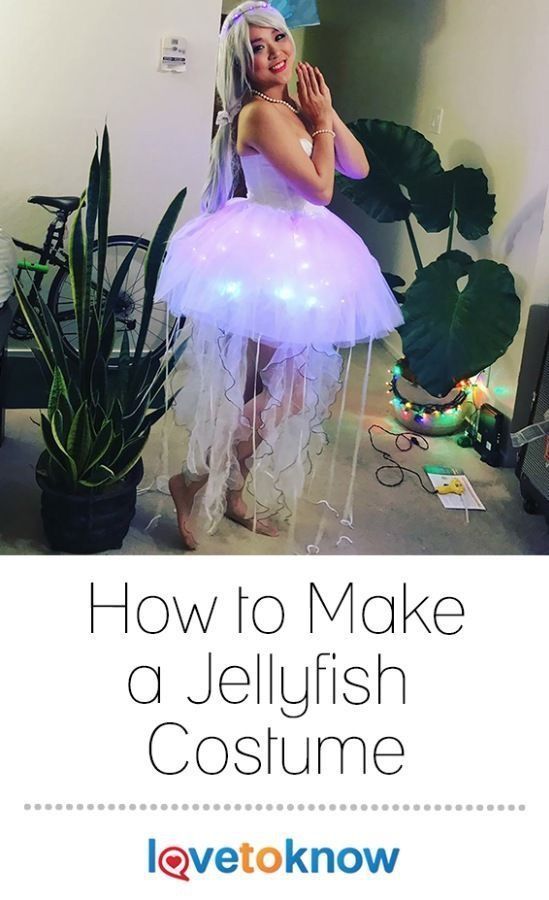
[1,0,222,245]
[305,0,549,418]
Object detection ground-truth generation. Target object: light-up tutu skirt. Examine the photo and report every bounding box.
[157,196,402,346]
[155,147,403,537]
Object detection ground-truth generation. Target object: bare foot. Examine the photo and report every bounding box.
[169,474,198,550]
[225,494,279,537]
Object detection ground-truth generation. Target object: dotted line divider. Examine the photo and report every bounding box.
[24,803,526,812]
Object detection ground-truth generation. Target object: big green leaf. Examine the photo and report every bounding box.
[113,433,149,481]
[91,402,108,434]
[56,391,75,440]
[39,302,71,382]
[99,310,116,362]
[67,402,93,473]
[90,354,108,410]
[104,239,141,321]
[102,428,125,471]
[47,367,70,420]
[383,272,406,304]
[37,449,74,492]
[129,354,154,401]
[82,308,101,394]
[337,119,443,222]
[142,403,172,431]
[41,413,77,483]
[400,256,521,395]
[85,141,100,318]
[122,390,150,440]
[80,465,115,489]
[110,398,124,435]
[30,346,53,390]
[68,199,87,352]
[14,281,56,374]
[117,329,131,401]
[81,419,114,476]
[96,125,111,319]
[410,165,496,238]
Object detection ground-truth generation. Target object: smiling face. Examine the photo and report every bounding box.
[247,24,295,91]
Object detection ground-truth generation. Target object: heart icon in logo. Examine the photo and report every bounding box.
[159,846,191,882]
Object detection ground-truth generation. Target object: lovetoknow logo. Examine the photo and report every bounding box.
[148,838,400,881]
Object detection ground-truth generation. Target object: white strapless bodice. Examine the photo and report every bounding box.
[239,137,317,212]
[157,132,404,346]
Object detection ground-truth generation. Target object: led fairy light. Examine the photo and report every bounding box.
[223,1,271,32]
[388,359,471,434]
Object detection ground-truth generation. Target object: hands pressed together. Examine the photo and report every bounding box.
[296,61,333,130]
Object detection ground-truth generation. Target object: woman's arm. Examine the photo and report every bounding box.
[241,103,335,205]
[306,66,369,180]
[332,107,370,179]
[240,69,336,206]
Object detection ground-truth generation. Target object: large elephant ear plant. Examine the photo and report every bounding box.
[337,119,520,396]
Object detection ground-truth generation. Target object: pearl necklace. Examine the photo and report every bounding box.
[251,89,299,115]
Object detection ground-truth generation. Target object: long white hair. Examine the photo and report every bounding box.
[201,1,296,214]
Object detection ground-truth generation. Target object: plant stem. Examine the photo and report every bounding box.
[405,218,423,270]
[447,193,456,252]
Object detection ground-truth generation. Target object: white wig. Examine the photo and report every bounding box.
[201,1,296,214]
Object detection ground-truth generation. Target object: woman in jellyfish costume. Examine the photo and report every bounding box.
[155,1,403,550]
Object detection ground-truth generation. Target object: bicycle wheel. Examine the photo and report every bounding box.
[47,234,178,359]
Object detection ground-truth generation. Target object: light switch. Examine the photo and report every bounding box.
[430,107,444,134]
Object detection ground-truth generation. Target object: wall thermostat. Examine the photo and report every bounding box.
[160,36,187,73]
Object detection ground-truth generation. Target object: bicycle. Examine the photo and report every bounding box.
[10,193,175,358]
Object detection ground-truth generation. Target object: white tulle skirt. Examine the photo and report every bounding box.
[171,322,343,531]
[156,198,403,535]
[156,197,403,346]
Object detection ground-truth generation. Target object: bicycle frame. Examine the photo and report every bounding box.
[11,201,168,355]
[14,209,69,299]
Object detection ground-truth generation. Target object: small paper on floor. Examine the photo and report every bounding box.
[426,474,486,511]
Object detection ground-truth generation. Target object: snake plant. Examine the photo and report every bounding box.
[16,126,186,491]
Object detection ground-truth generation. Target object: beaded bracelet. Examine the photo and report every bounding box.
[311,129,336,139]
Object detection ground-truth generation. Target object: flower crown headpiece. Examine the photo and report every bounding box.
[222,1,274,34]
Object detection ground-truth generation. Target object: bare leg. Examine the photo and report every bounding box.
[225,339,279,537]
[169,473,207,550]
[225,387,279,537]
[171,339,275,545]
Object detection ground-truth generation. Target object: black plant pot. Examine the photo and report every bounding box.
[36,459,144,554]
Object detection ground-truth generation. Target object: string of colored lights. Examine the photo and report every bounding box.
[387,360,471,427]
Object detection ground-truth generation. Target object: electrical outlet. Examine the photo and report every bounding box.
[430,107,444,134]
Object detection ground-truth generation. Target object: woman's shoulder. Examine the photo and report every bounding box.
[236,101,275,156]
[237,98,282,132]
[236,98,303,156]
